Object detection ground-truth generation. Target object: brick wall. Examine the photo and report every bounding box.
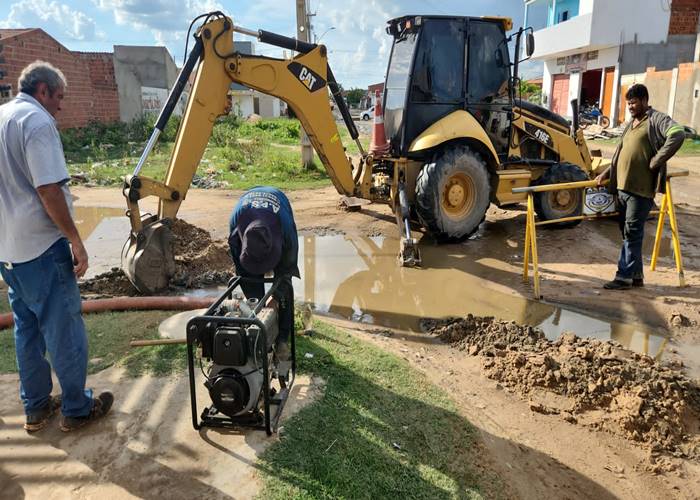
[0,29,119,129]
[669,0,700,35]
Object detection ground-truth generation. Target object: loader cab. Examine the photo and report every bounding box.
[383,15,513,158]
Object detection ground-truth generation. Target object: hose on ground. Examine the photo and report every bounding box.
[0,296,216,331]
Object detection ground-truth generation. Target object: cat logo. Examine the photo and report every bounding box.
[288,62,325,93]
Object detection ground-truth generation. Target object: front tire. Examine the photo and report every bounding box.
[600,116,610,128]
[415,145,491,241]
[533,162,588,228]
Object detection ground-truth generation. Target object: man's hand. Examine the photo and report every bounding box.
[595,173,607,186]
[36,183,88,277]
[70,239,89,277]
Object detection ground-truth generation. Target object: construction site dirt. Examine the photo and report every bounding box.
[17,151,696,498]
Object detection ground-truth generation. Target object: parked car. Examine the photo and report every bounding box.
[360,105,374,120]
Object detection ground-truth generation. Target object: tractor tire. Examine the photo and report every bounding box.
[533,162,588,228]
[415,145,491,241]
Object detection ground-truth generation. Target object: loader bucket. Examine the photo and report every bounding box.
[122,218,176,294]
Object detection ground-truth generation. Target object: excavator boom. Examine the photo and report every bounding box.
[122,14,362,293]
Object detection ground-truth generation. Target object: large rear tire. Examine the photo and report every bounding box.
[415,145,491,241]
[533,162,588,228]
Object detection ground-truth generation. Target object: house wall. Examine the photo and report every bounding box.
[643,67,674,115]
[0,30,119,129]
[113,46,179,123]
[620,35,697,74]
[230,93,255,117]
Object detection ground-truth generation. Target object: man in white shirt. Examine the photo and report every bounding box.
[0,61,113,432]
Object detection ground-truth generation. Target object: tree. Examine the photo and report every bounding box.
[345,88,366,108]
[519,80,542,105]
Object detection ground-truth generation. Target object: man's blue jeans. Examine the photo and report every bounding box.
[616,190,654,282]
[0,238,92,417]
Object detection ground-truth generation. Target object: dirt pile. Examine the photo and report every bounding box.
[169,219,233,289]
[423,315,700,458]
[80,219,233,296]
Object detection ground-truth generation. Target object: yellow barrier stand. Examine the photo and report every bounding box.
[514,171,688,299]
[650,170,689,287]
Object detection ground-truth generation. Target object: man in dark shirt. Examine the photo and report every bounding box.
[596,84,685,290]
[228,186,299,376]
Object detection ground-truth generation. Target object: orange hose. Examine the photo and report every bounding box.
[0,296,216,331]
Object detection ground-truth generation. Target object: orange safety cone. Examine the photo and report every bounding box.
[369,90,390,156]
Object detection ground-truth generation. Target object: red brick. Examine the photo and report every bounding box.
[0,29,119,129]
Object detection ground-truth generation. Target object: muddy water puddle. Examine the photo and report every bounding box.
[295,235,672,361]
[74,207,130,279]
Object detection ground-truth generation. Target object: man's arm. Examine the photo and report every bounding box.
[650,115,685,171]
[36,184,88,277]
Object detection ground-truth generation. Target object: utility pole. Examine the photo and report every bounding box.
[295,0,314,168]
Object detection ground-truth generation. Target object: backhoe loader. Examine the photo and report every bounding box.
[122,11,608,294]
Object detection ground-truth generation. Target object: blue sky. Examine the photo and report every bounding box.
[0,0,532,88]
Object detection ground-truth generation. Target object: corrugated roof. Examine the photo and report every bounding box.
[0,28,38,40]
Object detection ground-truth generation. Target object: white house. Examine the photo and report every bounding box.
[229,41,283,119]
[524,0,699,123]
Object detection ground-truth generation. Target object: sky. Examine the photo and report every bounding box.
[0,0,536,89]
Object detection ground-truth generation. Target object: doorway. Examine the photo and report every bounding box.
[580,69,602,108]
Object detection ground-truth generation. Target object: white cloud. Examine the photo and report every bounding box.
[1,0,98,41]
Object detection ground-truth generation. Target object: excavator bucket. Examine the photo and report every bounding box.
[122,217,176,294]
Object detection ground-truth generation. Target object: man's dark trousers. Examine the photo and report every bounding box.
[616,190,654,282]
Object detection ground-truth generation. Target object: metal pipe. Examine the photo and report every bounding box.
[232,24,258,38]
[132,129,161,176]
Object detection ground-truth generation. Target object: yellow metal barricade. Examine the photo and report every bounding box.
[513,170,688,299]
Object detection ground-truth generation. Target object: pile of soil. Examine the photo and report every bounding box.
[169,219,233,289]
[422,315,700,458]
[80,219,233,296]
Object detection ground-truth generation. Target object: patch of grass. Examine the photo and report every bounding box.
[63,115,371,190]
[0,309,181,376]
[258,321,496,499]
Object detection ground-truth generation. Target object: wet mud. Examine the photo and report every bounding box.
[295,235,679,363]
[424,315,700,464]
[79,218,233,297]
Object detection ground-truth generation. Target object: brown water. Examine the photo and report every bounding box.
[73,207,131,279]
[294,235,671,360]
[74,206,125,240]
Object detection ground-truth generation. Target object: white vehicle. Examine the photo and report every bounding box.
[360,105,374,120]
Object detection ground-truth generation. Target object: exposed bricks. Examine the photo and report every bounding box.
[0,29,119,129]
[669,0,700,35]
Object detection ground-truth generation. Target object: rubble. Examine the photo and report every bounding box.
[583,124,624,140]
[422,315,700,458]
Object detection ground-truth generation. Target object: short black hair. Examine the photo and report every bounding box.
[626,84,649,101]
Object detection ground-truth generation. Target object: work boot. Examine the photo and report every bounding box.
[60,391,114,432]
[24,395,62,432]
[603,279,632,290]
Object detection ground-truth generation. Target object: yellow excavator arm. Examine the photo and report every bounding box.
[122,14,364,293]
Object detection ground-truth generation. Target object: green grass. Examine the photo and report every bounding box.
[63,116,369,190]
[0,299,181,376]
[0,287,498,496]
[257,321,497,499]
[589,137,700,156]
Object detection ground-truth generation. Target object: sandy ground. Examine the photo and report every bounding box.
[0,367,320,499]
[326,317,700,500]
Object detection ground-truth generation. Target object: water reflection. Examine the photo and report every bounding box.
[294,235,669,359]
